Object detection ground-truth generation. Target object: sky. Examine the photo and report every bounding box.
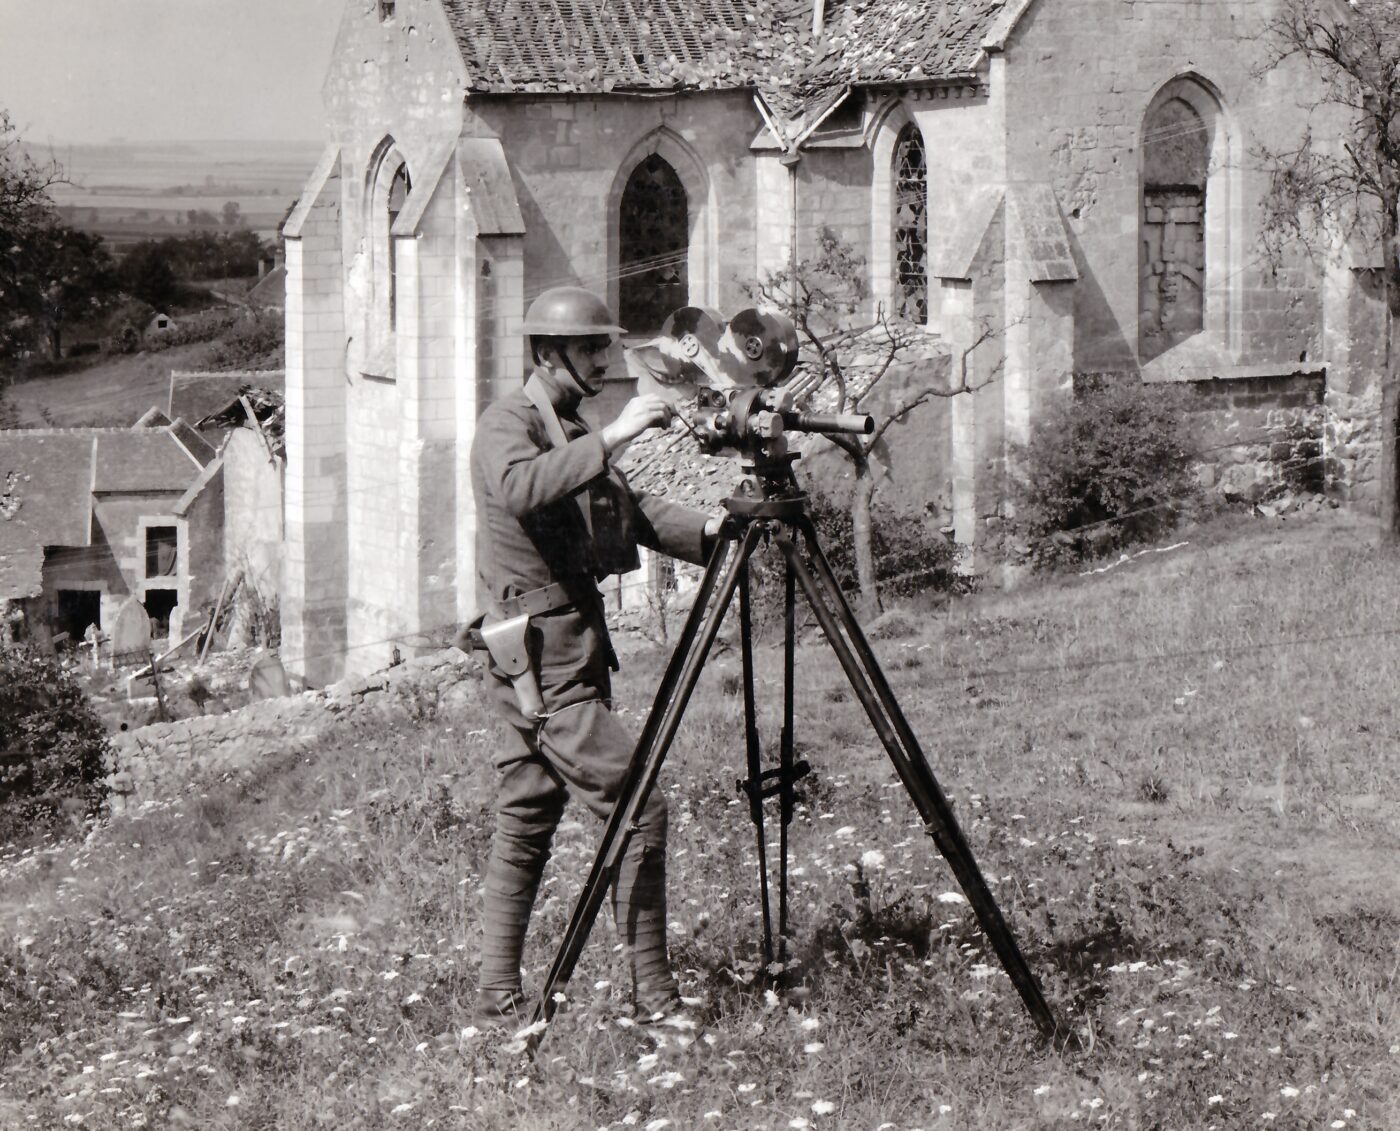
[0,0,346,145]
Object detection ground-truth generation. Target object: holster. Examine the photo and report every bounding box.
[478,613,545,720]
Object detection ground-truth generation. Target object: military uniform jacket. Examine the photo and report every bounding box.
[471,376,711,686]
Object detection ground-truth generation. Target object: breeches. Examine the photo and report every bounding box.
[478,671,672,1006]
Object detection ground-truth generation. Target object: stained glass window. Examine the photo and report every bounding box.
[893,124,928,323]
[619,155,688,335]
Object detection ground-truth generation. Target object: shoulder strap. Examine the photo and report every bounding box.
[523,373,571,450]
[522,373,593,542]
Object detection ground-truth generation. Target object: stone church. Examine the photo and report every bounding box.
[283,0,1384,683]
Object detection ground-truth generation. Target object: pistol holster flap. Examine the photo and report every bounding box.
[479,614,532,678]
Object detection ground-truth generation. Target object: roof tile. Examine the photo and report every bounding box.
[0,433,95,600]
[440,0,1005,107]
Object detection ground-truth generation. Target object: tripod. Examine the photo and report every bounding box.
[525,454,1060,1050]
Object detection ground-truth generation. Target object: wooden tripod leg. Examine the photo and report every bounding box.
[524,522,765,1053]
[776,529,1060,1041]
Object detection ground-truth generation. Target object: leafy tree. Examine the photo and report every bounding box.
[118,241,180,308]
[1257,0,1400,540]
[221,200,242,228]
[0,111,117,359]
[748,228,994,613]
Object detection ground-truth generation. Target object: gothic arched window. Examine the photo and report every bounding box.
[1140,93,1210,361]
[386,163,411,331]
[619,154,688,334]
[893,124,928,323]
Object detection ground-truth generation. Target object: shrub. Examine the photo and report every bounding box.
[747,489,965,629]
[806,491,965,602]
[0,647,110,841]
[207,310,284,370]
[1010,377,1200,569]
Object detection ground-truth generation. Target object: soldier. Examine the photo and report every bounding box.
[469,286,721,1029]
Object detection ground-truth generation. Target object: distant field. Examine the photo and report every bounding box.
[43,139,323,244]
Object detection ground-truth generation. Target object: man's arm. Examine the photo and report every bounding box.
[479,417,609,519]
[633,493,721,566]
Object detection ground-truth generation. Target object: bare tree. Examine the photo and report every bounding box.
[1257,0,1400,540]
[749,228,996,613]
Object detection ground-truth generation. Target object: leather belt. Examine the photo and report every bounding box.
[497,581,579,619]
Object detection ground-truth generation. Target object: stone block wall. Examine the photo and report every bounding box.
[283,152,350,687]
[1182,372,1328,503]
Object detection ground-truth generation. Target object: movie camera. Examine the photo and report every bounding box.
[625,306,874,465]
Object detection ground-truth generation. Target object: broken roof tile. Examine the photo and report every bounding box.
[439,0,1006,107]
[0,433,96,600]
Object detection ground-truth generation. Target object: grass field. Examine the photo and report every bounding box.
[1,510,1396,1129]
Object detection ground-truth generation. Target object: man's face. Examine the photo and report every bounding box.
[561,335,623,394]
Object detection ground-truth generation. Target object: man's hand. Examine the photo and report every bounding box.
[703,516,724,539]
[601,394,675,453]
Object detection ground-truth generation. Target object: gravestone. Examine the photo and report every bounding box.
[248,653,291,701]
[109,597,151,665]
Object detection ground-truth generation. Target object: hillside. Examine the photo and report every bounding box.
[1,510,1396,1129]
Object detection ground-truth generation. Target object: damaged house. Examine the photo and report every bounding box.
[0,419,223,649]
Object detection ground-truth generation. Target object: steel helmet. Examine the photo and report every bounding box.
[521,286,625,338]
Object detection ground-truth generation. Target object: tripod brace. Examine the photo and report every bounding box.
[523,456,1060,1051]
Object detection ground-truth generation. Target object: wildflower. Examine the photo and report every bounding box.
[800,1018,821,1031]
[226,1096,240,1107]
[812,1100,835,1115]
[737,1083,757,1093]
[1331,1123,1347,1129]
[804,1042,825,1053]
[389,1103,414,1115]
[649,1072,684,1089]
[860,850,886,871]
[1208,1096,1223,1105]
[936,892,966,904]
[1033,1085,1050,1096]
[646,1119,672,1130]
[1280,1087,1300,1098]
[789,1120,811,1130]
[703,1113,722,1121]
[637,1053,660,1072]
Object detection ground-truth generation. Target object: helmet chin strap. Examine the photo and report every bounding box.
[559,350,601,398]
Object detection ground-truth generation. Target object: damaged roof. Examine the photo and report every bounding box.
[0,423,218,601]
[168,369,286,429]
[439,0,1008,128]
[0,433,95,600]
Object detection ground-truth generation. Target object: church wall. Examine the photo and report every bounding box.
[999,0,1322,376]
[344,376,401,670]
[465,91,762,322]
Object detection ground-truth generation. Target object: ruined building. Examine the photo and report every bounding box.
[284,0,1384,682]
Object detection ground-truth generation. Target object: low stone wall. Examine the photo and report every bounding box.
[103,649,482,808]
